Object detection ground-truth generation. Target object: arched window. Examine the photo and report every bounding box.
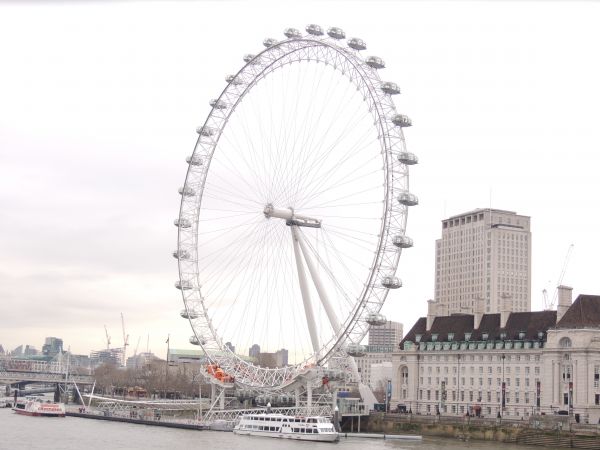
[400,366,409,385]
[559,337,572,348]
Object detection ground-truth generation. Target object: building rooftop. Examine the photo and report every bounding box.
[400,294,600,348]
[446,208,518,220]
[556,294,600,328]
[400,310,557,348]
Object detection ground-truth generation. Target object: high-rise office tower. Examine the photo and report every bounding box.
[368,320,403,347]
[434,208,531,315]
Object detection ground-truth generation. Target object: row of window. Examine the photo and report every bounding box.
[419,354,541,362]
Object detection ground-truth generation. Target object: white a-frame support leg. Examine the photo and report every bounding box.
[291,225,320,360]
[294,226,341,335]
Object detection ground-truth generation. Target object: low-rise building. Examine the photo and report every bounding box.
[392,287,600,423]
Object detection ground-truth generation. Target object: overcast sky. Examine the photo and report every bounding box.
[1,1,599,358]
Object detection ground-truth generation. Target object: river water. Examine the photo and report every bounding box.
[0,408,563,450]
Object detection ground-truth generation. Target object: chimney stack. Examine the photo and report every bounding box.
[426,299,437,331]
[556,285,573,322]
[474,296,485,329]
[500,293,511,329]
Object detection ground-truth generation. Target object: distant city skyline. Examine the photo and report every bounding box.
[1,2,599,356]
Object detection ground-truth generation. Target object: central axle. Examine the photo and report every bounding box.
[263,204,321,228]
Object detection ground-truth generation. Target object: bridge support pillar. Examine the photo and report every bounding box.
[307,382,312,412]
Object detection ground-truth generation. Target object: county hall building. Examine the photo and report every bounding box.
[391,287,600,424]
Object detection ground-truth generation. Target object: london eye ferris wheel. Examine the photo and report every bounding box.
[174,24,418,390]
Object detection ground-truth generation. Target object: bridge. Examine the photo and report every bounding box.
[0,357,94,385]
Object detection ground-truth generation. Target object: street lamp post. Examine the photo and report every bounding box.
[501,353,506,418]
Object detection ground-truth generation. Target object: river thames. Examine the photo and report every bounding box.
[1,408,568,450]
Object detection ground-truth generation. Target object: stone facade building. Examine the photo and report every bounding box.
[392,288,600,423]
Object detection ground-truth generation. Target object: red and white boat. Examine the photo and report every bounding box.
[12,398,66,417]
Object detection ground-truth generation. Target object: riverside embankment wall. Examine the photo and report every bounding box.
[366,413,600,449]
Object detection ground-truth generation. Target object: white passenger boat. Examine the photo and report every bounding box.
[12,398,66,417]
[233,413,338,442]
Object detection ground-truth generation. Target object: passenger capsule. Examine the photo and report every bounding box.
[189,335,205,345]
[366,313,387,326]
[209,99,228,110]
[174,218,191,228]
[327,27,345,40]
[196,126,216,136]
[305,24,324,36]
[175,280,193,290]
[172,249,191,260]
[365,56,385,69]
[381,82,401,95]
[178,186,196,197]
[398,152,418,165]
[381,276,402,289]
[243,54,261,65]
[391,114,412,127]
[347,37,366,50]
[180,309,199,319]
[284,28,302,39]
[225,74,244,86]
[393,235,414,248]
[397,191,419,206]
[346,343,366,357]
[186,155,202,166]
[263,38,278,48]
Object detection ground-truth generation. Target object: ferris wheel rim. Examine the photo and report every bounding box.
[175,28,414,389]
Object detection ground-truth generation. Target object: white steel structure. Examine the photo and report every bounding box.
[175,24,417,390]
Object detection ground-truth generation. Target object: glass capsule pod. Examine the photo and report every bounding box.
[243,54,261,65]
[381,276,402,289]
[398,152,418,165]
[365,56,385,68]
[186,155,202,166]
[225,74,244,85]
[347,37,366,50]
[366,313,387,326]
[284,28,301,39]
[397,191,418,206]
[196,125,216,136]
[391,114,412,127]
[178,186,196,197]
[263,38,278,48]
[180,308,199,319]
[174,218,191,228]
[175,280,193,290]
[305,24,324,36]
[346,343,366,357]
[172,249,191,260]
[381,81,401,95]
[189,335,205,346]
[392,235,414,248]
[327,27,345,40]
[209,99,228,109]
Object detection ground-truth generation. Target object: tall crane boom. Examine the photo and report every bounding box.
[121,312,129,366]
[104,325,111,350]
[544,244,574,310]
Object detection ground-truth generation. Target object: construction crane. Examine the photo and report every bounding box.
[121,312,129,366]
[543,244,574,310]
[134,336,141,357]
[104,325,111,350]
